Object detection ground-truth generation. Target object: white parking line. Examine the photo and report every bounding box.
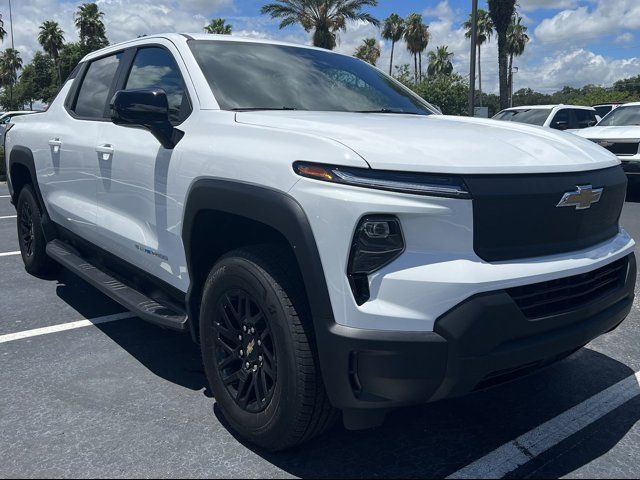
[0,251,20,257]
[0,215,16,220]
[448,371,640,479]
[0,312,136,345]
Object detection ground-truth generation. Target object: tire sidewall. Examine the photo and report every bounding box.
[16,186,46,272]
[200,256,301,444]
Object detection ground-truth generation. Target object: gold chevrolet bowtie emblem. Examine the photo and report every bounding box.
[246,339,255,356]
[557,185,603,210]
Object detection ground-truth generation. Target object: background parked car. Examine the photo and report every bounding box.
[493,105,600,131]
[575,102,640,180]
[0,111,37,137]
[593,103,623,119]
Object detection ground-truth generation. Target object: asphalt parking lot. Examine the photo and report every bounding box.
[1,181,640,479]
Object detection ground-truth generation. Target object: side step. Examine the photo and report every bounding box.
[46,240,188,332]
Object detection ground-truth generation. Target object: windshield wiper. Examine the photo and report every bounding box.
[231,107,299,112]
[354,109,422,115]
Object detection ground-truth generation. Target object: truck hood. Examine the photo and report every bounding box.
[236,111,619,174]
[574,125,640,140]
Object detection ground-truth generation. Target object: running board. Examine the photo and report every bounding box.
[46,240,188,332]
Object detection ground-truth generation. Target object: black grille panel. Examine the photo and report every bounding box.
[592,140,639,156]
[508,257,628,319]
[464,166,627,262]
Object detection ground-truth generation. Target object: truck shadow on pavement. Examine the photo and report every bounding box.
[219,348,639,479]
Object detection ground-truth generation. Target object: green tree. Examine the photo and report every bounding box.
[0,48,23,107]
[38,20,66,86]
[354,38,381,66]
[75,3,108,51]
[614,75,640,96]
[427,45,454,77]
[404,13,430,83]
[413,73,469,115]
[15,52,57,108]
[382,13,405,76]
[204,18,233,34]
[59,42,93,82]
[488,0,517,109]
[506,14,529,105]
[464,8,493,107]
[261,0,380,50]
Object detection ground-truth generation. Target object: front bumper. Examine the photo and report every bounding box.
[319,253,636,415]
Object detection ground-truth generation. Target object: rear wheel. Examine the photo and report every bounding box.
[200,245,337,451]
[16,185,59,275]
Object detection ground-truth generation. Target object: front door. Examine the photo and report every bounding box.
[94,44,193,290]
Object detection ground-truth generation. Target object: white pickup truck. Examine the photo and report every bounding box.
[4,34,636,451]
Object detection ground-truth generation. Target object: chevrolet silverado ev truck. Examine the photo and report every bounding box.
[5,34,636,451]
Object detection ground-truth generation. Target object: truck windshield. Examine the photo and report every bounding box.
[188,40,435,115]
[598,106,640,127]
[493,108,552,126]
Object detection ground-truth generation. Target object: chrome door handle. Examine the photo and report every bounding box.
[96,144,114,160]
[49,138,62,153]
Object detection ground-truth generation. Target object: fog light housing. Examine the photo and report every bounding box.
[348,215,405,305]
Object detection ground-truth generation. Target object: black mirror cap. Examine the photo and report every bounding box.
[111,88,177,149]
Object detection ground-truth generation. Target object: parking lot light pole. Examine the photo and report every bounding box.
[469,0,478,117]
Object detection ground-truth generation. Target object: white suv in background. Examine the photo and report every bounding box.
[494,104,600,131]
[575,102,640,177]
[4,34,637,451]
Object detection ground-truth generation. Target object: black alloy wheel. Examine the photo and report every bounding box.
[213,289,277,413]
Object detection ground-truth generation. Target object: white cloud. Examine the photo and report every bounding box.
[535,0,640,44]
[615,32,634,45]
[519,0,579,12]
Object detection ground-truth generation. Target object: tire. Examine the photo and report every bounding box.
[200,245,337,451]
[16,185,59,275]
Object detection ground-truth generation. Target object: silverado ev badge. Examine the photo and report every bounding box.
[597,140,614,148]
[557,185,603,210]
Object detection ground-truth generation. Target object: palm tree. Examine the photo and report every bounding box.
[74,3,108,51]
[488,0,517,109]
[0,48,23,106]
[0,23,6,43]
[382,13,405,76]
[464,8,493,107]
[507,14,529,106]
[204,18,233,34]
[354,38,381,66]
[404,13,429,84]
[38,20,65,86]
[261,0,380,50]
[427,46,454,77]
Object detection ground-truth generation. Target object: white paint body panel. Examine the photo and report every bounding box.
[575,125,640,162]
[5,34,635,333]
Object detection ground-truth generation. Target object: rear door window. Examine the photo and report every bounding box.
[550,109,576,130]
[73,53,123,119]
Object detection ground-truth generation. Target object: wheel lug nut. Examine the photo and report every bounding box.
[238,335,243,341]
[240,350,244,357]
[243,326,248,332]
[257,340,261,346]
[253,365,258,372]
[258,355,263,362]
[246,362,250,369]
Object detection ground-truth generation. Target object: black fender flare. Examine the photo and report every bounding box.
[7,146,57,241]
[182,178,335,328]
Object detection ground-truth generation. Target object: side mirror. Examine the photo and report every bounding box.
[111,89,178,149]
[553,121,569,131]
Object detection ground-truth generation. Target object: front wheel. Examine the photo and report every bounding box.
[200,245,337,451]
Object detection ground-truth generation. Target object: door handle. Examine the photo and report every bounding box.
[49,138,62,153]
[96,144,115,161]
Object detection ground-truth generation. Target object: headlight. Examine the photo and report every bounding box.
[348,215,405,305]
[293,161,470,199]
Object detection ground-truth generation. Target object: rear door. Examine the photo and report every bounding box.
[39,52,125,243]
[94,42,193,289]
[574,109,599,129]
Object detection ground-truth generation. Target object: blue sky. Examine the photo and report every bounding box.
[5,0,640,93]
